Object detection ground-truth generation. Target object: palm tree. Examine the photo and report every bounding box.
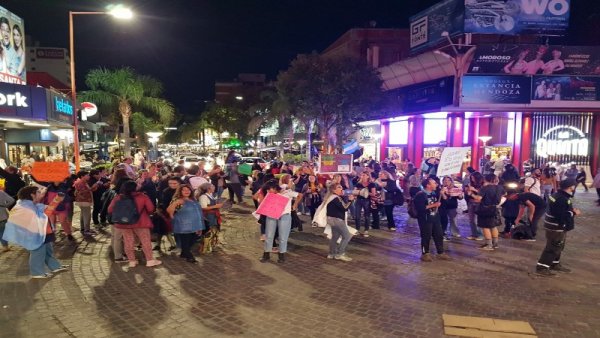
[79,67,175,156]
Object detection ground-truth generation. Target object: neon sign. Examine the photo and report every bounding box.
[536,125,588,158]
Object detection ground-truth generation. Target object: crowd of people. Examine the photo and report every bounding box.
[0,149,598,278]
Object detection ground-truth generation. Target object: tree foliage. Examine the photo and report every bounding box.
[79,67,175,155]
[276,53,385,151]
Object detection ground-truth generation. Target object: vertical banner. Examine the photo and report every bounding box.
[0,5,26,84]
[437,147,470,177]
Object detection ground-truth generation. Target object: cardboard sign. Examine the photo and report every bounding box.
[319,154,353,174]
[255,192,290,219]
[437,147,470,177]
[31,162,70,183]
[238,163,253,176]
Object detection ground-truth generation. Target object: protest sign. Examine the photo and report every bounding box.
[31,162,70,182]
[437,147,470,177]
[319,154,353,174]
[238,163,252,175]
[255,192,290,219]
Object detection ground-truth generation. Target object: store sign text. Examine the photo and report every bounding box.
[54,97,73,116]
[0,91,28,107]
[536,125,588,158]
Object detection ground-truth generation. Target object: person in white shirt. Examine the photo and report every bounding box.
[524,168,542,196]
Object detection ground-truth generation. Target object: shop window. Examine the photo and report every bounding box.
[423,119,447,145]
[389,121,408,145]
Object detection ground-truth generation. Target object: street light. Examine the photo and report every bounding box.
[146,131,163,162]
[69,5,133,172]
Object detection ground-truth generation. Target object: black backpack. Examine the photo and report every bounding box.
[407,192,422,219]
[111,195,140,226]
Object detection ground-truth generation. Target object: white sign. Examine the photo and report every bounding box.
[536,125,588,158]
[0,92,28,107]
[410,16,428,48]
[437,147,470,177]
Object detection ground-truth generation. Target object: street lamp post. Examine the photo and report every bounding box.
[69,5,133,172]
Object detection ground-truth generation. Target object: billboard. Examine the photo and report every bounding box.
[0,82,47,120]
[403,76,454,112]
[0,5,25,84]
[409,0,464,52]
[461,75,532,104]
[469,44,600,76]
[532,75,600,101]
[464,0,570,35]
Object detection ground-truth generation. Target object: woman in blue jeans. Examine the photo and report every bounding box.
[259,180,303,263]
[2,186,69,278]
[352,173,376,237]
[167,184,205,263]
[326,183,355,261]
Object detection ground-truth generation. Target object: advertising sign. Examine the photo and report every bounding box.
[47,91,74,124]
[318,154,353,174]
[0,5,26,84]
[35,48,65,59]
[535,125,588,159]
[437,147,470,177]
[403,76,454,112]
[464,0,570,36]
[532,75,600,101]
[461,75,532,104]
[0,82,46,119]
[409,0,464,52]
[469,44,600,76]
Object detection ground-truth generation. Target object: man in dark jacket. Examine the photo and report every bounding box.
[0,166,26,199]
[413,177,451,262]
[535,179,580,277]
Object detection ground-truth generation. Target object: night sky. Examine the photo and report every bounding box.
[3,0,599,116]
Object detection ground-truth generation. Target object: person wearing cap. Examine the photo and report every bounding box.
[535,178,581,277]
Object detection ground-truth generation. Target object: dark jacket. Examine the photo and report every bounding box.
[544,190,575,231]
[413,190,440,223]
[0,167,26,198]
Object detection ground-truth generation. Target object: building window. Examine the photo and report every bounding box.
[389,121,408,145]
[423,119,447,145]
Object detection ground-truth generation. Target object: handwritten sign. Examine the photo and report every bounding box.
[238,163,252,176]
[437,147,470,177]
[256,192,290,219]
[31,162,70,182]
[318,154,353,174]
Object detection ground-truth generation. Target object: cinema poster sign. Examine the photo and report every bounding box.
[532,75,600,101]
[535,125,589,158]
[461,75,532,104]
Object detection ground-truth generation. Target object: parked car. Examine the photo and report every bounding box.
[241,157,268,169]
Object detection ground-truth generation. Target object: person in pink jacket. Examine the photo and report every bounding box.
[108,180,161,268]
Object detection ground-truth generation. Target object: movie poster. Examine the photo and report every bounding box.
[532,75,600,101]
[0,5,25,85]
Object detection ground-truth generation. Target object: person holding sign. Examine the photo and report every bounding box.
[258,180,303,263]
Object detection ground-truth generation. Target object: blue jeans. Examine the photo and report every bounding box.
[29,242,62,276]
[264,213,292,253]
[328,217,352,256]
[353,199,371,231]
[467,202,482,238]
[0,220,8,247]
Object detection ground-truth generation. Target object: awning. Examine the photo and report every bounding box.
[379,51,455,91]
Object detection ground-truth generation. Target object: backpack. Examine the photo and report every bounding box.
[407,192,422,219]
[111,195,140,226]
[390,190,405,206]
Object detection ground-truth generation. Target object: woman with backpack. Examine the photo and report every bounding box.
[108,180,161,268]
[167,184,205,263]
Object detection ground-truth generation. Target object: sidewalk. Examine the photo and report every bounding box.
[0,190,599,337]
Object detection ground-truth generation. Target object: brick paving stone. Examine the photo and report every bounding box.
[0,191,599,337]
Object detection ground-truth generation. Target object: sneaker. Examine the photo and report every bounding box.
[420,253,433,262]
[83,230,96,236]
[479,244,494,251]
[327,254,335,259]
[146,259,162,267]
[452,234,461,238]
[186,257,198,264]
[492,243,499,249]
[437,253,452,261]
[551,264,572,273]
[475,237,484,241]
[128,261,138,268]
[67,235,75,241]
[443,236,450,242]
[535,268,556,277]
[31,273,53,279]
[363,231,370,238]
[466,236,477,240]
[51,265,70,273]
[389,227,397,231]
[525,238,537,242]
[334,254,352,262]
[114,257,128,263]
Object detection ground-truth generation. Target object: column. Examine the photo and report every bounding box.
[446,113,465,147]
[592,114,600,176]
[520,114,533,171]
[380,121,389,161]
[410,118,424,168]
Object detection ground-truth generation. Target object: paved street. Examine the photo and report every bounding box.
[1,190,599,338]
